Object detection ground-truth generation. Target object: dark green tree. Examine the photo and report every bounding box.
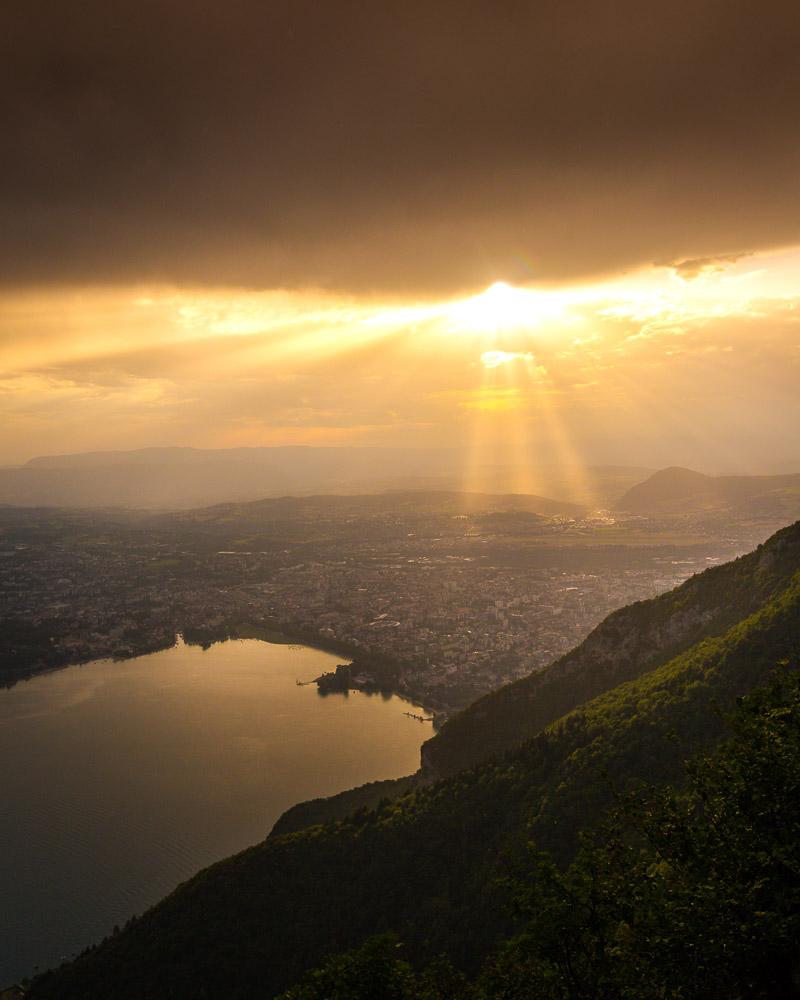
[478,666,800,999]
[279,935,469,1000]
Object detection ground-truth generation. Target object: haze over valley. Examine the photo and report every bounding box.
[0,446,652,510]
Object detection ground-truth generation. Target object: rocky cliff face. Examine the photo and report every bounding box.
[421,520,800,779]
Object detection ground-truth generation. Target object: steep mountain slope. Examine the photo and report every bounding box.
[275,518,800,833]
[276,671,800,999]
[422,519,800,778]
[30,525,800,1000]
[616,465,800,514]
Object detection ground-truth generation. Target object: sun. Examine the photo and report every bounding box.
[446,280,564,335]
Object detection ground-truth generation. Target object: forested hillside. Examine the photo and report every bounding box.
[279,670,800,999]
[29,522,800,1000]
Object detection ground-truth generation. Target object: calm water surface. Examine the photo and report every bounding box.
[0,638,429,984]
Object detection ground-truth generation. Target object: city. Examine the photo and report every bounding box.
[0,495,762,720]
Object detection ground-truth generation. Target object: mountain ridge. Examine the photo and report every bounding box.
[274,516,800,833]
[1,447,654,509]
[617,465,800,514]
[420,517,800,779]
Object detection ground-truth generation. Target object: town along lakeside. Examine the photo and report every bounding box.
[183,619,447,728]
[1,599,447,727]
[2,502,734,713]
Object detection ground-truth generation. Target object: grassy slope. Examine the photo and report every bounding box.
[31,561,800,999]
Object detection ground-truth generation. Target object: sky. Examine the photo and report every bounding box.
[1,1,799,471]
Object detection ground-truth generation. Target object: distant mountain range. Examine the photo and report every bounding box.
[176,488,586,521]
[616,465,800,515]
[30,520,800,999]
[2,447,461,509]
[0,446,651,510]
[4,448,800,519]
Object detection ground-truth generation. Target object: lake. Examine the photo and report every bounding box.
[0,637,429,984]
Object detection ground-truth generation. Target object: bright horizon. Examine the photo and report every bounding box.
[2,245,799,476]
[3,2,800,478]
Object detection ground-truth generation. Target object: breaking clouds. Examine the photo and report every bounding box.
[3,0,800,293]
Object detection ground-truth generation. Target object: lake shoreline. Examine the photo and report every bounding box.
[0,637,430,985]
[3,617,449,728]
[174,620,446,728]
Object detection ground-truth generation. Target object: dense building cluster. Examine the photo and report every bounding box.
[0,501,746,715]
[253,554,699,710]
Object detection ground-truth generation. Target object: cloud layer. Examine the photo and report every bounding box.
[3,1,800,292]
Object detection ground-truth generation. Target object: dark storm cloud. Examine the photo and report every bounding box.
[2,0,799,292]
